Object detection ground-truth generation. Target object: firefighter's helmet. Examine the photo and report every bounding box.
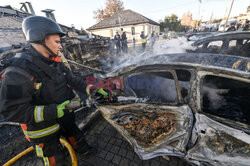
[22,16,65,42]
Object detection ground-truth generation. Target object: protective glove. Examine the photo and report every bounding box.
[97,88,108,99]
[57,100,70,118]
[94,88,117,104]
[86,84,117,105]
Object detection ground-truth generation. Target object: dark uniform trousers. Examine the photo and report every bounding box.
[32,111,89,166]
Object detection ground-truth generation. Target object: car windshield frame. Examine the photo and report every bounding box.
[117,68,184,105]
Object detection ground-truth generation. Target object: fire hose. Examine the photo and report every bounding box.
[3,138,77,166]
[66,58,103,72]
[1,91,119,166]
[1,102,84,166]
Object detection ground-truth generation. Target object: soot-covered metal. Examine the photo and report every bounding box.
[111,110,175,145]
[97,53,250,165]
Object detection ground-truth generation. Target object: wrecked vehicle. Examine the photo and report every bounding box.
[94,53,250,165]
[59,33,110,76]
[186,32,220,41]
[190,31,250,57]
[62,33,110,64]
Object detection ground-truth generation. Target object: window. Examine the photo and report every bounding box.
[201,75,250,125]
[229,40,237,47]
[207,41,223,53]
[207,41,223,47]
[228,40,240,55]
[124,72,178,104]
[240,39,250,57]
[131,27,135,35]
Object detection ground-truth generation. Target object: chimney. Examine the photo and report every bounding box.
[20,2,35,15]
[41,9,56,22]
[25,2,35,15]
[20,2,29,13]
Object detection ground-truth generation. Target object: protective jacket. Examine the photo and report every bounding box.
[114,34,121,46]
[0,46,87,143]
[140,34,147,44]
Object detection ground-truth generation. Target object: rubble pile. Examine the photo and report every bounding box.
[62,34,110,69]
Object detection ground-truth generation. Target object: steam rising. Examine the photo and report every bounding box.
[202,83,229,109]
[101,37,195,71]
[153,37,195,55]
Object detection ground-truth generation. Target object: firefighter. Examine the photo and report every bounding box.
[0,16,106,165]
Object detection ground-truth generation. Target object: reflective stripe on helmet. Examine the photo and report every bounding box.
[22,124,60,139]
[34,106,44,123]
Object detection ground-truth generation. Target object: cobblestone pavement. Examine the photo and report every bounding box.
[79,116,190,166]
[0,114,191,166]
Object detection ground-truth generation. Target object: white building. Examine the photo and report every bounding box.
[87,9,160,44]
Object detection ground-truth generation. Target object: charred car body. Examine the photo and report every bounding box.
[61,33,110,64]
[94,53,250,165]
[186,32,221,41]
[189,31,250,57]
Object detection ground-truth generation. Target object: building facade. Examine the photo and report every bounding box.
[87,10,160,44]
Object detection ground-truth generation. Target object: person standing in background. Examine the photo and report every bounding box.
[114,32,121,54]
[121,32,128,53]
[242,20,249,31]
[140,31,147,51]
[150,31,156,48]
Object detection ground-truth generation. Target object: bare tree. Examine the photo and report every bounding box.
[94,0,124,21]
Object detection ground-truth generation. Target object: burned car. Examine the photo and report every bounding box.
[94,53,250,165]
[190,31,250,57]
[186,32,221,41]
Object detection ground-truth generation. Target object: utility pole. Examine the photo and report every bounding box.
[224,7,228,18]
[118,13,121,27]
[209,12,213,23]
[196,0,202,28]
[117,12,122,33]
[224,0,235,31]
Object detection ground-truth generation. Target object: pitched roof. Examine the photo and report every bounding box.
[87,9,160,30]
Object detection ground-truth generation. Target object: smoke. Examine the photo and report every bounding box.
[202,83,229,110]
[100,37,195,72]
[153,36,195,55]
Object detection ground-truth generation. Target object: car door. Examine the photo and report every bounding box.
[97,68,194,160]
[187,72,250,166]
